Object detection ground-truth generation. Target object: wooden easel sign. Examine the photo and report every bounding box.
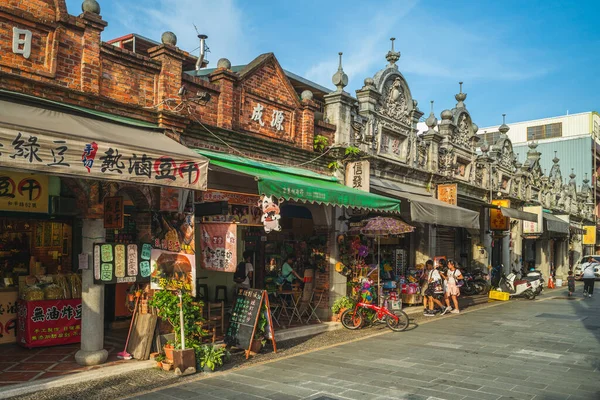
[224,288,277,359]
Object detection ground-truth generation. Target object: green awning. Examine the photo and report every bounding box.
[196,149,400,213]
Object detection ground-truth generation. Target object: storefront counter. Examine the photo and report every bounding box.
[0,289,18,344]
[17,298,82,348]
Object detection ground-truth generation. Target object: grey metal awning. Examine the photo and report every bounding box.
[570,225,586,235]
[371,178,480,230]
[499,207,538,222]
[543,213,569,234]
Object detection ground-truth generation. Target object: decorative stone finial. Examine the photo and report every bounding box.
[480,135,489,154]
[528,140,538,150]
[455,81,467,108]
[441,109,452,121]
[332,52,348,92]
[385,37,401,67]
[515,154,522,169]
[584,173,590,184]
[82,0,100,14]
[472,123,479,135]
[217,58,231,69]
[552,150,560,164]
[498,113,510,134]
[426,101,438,129]
[362,77,375,89]
[161,31,177,46]
[570,168,576,180]
[301,90,314,101]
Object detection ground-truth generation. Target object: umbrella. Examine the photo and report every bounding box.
[347,217,415,305]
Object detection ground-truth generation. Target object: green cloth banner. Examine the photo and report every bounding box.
[196,149,400,213]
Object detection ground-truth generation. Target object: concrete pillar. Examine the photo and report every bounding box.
[75,219,108,366]
[429,225,437,260]
[536,238,550,282]
[502,234,510,274]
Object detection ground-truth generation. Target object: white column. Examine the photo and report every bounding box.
[75,219,108,366]
[502,234,511,274]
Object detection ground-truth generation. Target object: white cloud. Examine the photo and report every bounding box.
[110,0,253,66]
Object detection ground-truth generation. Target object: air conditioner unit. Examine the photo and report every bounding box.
[49,196,79,216]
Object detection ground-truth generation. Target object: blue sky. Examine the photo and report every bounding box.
[67,0,599,127]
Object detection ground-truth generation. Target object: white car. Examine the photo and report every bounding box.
[574,256,600,280]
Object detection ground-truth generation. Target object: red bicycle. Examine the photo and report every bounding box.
[341,297,409,332]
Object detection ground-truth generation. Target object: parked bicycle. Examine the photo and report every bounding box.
[340,296,409,332]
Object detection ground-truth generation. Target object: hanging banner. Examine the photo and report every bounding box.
[259,195,281,233]
[437,183,457,206]
[150,250,196,294]
[0,171,48,213]
[199,223,237,272]
[93,243,151,284]
[103,196,124,229]
[490,199,510,231]
[523,206,543,234]
[0,291,18,344]
[345,160,370,192]
[583,226,596,245]
[198,190,259,206]
[151,212,195,255]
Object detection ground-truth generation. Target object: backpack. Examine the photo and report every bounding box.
[234,262,246,283]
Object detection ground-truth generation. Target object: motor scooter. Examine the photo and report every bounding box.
[496,272,536,300]
[512,268,543,296]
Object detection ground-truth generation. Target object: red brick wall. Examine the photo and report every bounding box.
[100,56,156,108]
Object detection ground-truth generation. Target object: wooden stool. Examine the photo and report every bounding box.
[196,284,209,300]
[215,285,228,303]
[206,301,225,336]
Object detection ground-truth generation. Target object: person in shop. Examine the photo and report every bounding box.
[279,254,303,291]
[424,260,447,316]
[420,260,433,310]
[441,259,463,315]
[234,250,254,289]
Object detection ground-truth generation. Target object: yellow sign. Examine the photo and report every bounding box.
[437,184,457,206]
[583,226,596,245]
[0,172,48,213]
[490,199,510,231]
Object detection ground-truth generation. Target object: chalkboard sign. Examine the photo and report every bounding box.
[224,288,276,359]
[93,243,152,284]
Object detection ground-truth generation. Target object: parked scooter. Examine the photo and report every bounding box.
[496,272,536,300]
[512,268,543,296]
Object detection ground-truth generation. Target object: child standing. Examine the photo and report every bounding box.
[567,270,575,297]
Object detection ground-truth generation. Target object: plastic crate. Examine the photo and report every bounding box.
[489,290,510,301]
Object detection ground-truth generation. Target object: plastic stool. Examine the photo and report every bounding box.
[196,283,209,300]
[215,285,228,303]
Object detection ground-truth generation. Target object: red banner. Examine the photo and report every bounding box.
[199,223,237,272]
[17,299,82,348]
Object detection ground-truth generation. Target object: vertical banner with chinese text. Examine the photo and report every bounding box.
[490,199,510,231]
[583,226,596,245]
[199,223,237,272]
[345,161,370,192]
[437,184,457,206]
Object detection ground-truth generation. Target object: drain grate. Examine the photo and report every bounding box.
[536,313,587,321]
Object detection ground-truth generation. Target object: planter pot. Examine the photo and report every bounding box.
[250,339,263,354]
[164,344,174,361]
[162,362,173,371]
[156,361,162,368]
[172,348,196,373]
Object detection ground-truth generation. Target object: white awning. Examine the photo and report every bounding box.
[0,98,208,190]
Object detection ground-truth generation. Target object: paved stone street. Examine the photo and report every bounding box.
[130,288,600,400]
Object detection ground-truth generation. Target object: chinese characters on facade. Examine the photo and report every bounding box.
[250,103,285,132]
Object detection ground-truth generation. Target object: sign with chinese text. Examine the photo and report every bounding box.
[224,288,276,358]
[250,103,286,132]
[0,290,18,344]
[199,223,237,272]
[199,190,261,224]
[0,171,48,213]
[17,299,82,348]
[93,243,151,284]
[437,184,457,206]
[199,190,259,206]
[345,161,370,192]
[0,126,207,190]
[150,250,196,295]
[104,196,124,229]
[583,226,596,245]
[523,206,543,234]
[490,199,510,231]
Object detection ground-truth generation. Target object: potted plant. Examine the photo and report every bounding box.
[149,289,204,361]
[154,354,165,368]
[196,344,229,372]
[331,296,355,322]
[161,359,173,371]
[251,306,269,353]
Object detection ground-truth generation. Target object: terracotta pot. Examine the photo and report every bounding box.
[164,344,174,361]
[250,339,263,354]
[156,361,162,368]
[161,361,173,371]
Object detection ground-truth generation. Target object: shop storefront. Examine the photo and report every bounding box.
[0,93,209,364]
[193,149,401,323]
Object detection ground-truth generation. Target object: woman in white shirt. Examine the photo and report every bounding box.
[581,257,597,298]
[442,260,463,314]
[424,262,446,316]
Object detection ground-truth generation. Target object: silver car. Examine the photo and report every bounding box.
[574,255,600,280]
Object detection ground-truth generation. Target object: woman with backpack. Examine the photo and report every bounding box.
[234,250,254,289]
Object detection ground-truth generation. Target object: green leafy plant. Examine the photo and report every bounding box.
[154,354,165,362]
[148,290,204,348]
[314,135,330,152]
[344,146,361,157]
[328,161,340,171]
[254,307,269,346]
[194,344,230,371]
[331,296,356,315]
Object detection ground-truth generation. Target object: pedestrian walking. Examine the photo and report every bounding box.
[581,257,597,298]
[441,260,463,314]
[424,260,447,316]
[420,260,433,311]
[567,270,575,297]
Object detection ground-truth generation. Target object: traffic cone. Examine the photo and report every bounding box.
[548,276,555,289]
